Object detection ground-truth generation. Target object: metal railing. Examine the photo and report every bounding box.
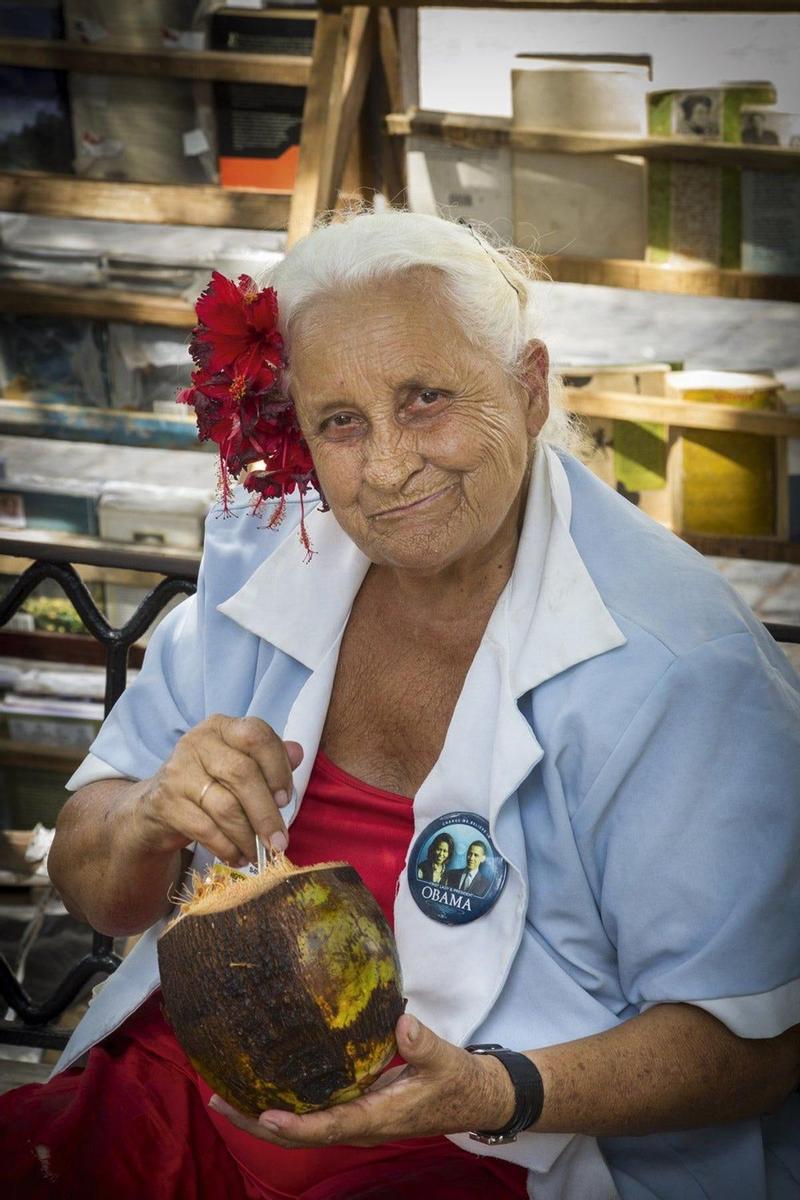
[0,534,197,1049]
[0,532,798,1049]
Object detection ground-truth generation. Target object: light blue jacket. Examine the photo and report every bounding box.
[63,443,800,1200]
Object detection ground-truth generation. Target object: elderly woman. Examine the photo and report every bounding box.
[3,211,799,1200]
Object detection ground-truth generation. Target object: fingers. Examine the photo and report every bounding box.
[139,716,302,868]
[196,741,285,862]
[284,740,304,771]
[220,717,296,809]
[395,1014,451,1070]
[208,1096,305,1149]
[256,1092,386,1149]
[197,716,299,860]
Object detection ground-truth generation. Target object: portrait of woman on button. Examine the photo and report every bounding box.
[417,833,454,884]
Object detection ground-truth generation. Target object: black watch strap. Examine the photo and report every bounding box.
[466,1043,544,1145]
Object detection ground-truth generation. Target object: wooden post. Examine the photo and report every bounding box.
[287,7,376,246]
[287,7,349,246]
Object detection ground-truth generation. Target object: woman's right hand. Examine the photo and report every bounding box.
[134,715,303,868]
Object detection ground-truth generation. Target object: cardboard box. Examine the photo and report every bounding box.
[97,482,213,550]
[406,135,512,227]
[560,360,673,526]
[0,479,101,535]
[666,370,787,539]
[512,58,650,260]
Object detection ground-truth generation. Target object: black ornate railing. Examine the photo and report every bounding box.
[0,534,197,1049]
[0,532,798,1050]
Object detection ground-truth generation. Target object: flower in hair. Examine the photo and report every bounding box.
[178,271,321,558]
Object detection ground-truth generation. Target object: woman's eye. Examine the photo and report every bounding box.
[320,412,361,439]
[408,389,447,413]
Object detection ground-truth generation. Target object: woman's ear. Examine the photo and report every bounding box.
[519,340,550,437]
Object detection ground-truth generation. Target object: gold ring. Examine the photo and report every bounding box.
[198,779,213,809]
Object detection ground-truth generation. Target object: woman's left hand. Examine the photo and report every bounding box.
[208,1014,516,1148]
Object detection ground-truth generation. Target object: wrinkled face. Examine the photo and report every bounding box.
[466,843,486,872]
[288,269,548,574]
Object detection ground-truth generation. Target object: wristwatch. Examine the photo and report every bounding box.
[465,1043,544,1145]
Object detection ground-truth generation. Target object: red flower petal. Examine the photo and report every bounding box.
[195,271,249,336]
[247,287,279,333]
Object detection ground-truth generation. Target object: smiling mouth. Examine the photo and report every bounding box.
[369,483,458,519]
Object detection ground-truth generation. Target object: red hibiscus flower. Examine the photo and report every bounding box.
[190,271,284,380]
[177,271,323,555]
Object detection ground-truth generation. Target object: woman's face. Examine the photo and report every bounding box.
[433,839,450,865]
[289,269,549,575]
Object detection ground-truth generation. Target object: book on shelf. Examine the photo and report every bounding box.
[511,57,651,261]
[208,6,315,191]
[739,107,800,276]
[64,0,218,186]
[0,0,74,175]
[646,81,776,270]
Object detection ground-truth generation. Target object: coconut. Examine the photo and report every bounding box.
[157,856,405,1118]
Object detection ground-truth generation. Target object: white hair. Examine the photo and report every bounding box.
[264,209,582,454]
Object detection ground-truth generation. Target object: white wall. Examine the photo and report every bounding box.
[419,10,800,116]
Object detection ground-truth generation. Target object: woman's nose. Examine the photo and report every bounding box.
[362,429,424,492]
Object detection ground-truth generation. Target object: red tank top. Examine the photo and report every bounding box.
[198,750,529,1199]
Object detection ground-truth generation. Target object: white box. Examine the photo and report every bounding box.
[406,135,512,230]
[98,482,213,550]
[512,60,650,260]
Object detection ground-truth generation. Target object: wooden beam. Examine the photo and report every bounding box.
[542,255,800,302]
[288,8,350,245]
[326,9,377,214]
[387,109,510,148]
[389,109,800,170]
[0,281,195,327]
[0,37,310,86]
[564,388,800,438]
[376,9,403,115]
[0,529,200,577]
[322,1,800,11]
[0,396,208,451]
[0,173,291,229]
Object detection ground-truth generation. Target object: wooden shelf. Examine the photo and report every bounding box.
[0,280,194,327]
[0,37,310,87]
[390,109,800,171]
[0,173,291,230]
[0,529,201,578]
[0,555,166,591]
[324,1,800,10]
[542,255,800,301]
[564,388,800,436]
[0,397,206,450]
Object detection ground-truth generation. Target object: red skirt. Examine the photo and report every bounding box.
[0,993,529,1200]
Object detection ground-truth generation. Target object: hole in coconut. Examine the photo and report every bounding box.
[166,854,348,928]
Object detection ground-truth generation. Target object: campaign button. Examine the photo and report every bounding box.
[407,812,508,925]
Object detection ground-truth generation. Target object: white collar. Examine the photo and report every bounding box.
[217,442,626,693]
